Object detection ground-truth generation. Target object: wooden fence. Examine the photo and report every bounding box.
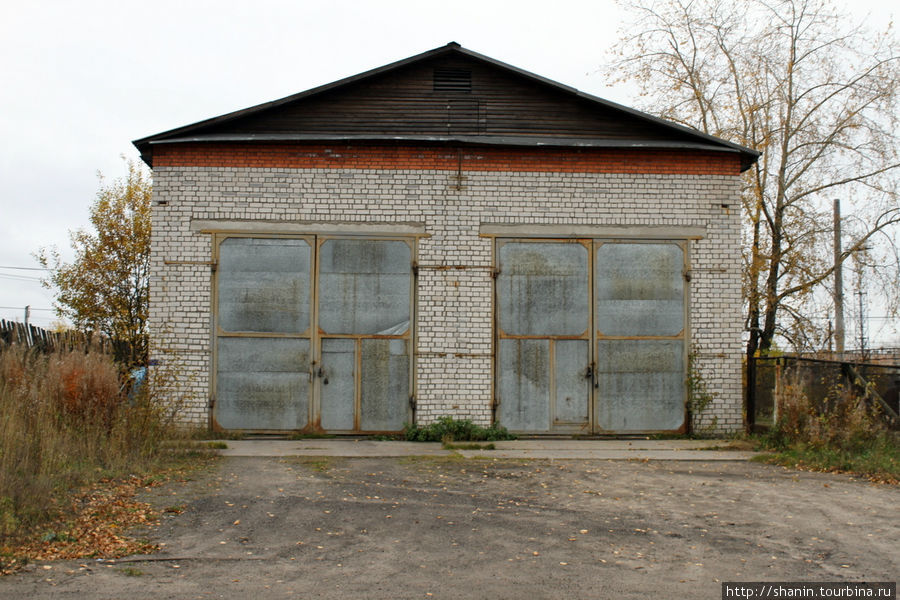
[0,319,119,355]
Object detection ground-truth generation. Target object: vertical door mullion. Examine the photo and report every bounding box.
[588,240,596,434]
[681,240,690,429]
[211,233,221,431]
[311,235,321,430]
[354,337,362,431]
[409,239,417,429]
[548,338,556,431]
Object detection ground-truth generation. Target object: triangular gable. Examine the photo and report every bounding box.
[134,42,759,171]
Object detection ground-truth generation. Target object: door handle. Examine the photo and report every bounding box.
[317,366,329,385]
[584,365,593,379]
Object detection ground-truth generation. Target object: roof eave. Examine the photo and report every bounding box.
[146,133,754,171]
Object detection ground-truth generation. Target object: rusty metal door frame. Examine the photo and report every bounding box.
[493,237,691,435]
[210,233,417,433]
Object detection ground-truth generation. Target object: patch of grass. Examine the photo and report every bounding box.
[648,432,720,440]
[161,440,226,451]
[206,431,244,440]
[288,432,337,440]
[119,567,143,577]
[181,428,245,440]
[40,531,76,543]
[163,504,186,514]
[295,458,332,472]
[695,440,754,451]
[442,441,496,451]
[755,432,899,483]
[398,454,468,465]
[404,417,515,442]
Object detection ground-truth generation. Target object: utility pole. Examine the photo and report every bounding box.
[24,305,30,327]
[857,285,867,357]
[855,251,868,360]
[833,199,845,355]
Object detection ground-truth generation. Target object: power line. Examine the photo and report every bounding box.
[802,314,898,321]
[0,274,44,282]
[0,265,51,271]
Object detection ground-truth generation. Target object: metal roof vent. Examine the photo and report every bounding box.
[434,68,472,93]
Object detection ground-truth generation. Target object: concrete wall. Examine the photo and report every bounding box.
[149,144,743,432]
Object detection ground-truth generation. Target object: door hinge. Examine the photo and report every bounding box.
[409,396,417,410]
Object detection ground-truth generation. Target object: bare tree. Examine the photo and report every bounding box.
[607,0,900,357]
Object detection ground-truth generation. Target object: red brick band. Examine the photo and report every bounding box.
[153,143,740,175]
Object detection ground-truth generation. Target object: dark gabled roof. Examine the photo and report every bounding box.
[134,42,760,171]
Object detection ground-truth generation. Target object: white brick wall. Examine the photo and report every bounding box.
[150,166,743,432]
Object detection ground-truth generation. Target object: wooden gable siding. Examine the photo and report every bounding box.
[197,55,692,143]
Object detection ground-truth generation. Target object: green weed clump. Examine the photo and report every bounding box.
[404,416,515,442]
[0,346,181,538]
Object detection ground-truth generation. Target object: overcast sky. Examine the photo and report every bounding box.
[1,0,896,341]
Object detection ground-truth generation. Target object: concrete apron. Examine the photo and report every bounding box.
[214,439,760,461]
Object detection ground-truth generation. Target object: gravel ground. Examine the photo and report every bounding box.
[0,455,896,599]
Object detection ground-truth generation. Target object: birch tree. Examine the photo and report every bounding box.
[607,0,900,356]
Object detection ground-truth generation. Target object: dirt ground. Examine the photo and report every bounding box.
[1,455,896,599]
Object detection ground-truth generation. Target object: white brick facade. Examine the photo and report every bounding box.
[150,165,743,433]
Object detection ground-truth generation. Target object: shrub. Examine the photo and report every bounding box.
[764,368,885,452]
[757,366,899,481]
[403,416,515,442]
[0,346,180,538]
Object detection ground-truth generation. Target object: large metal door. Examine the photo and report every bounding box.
[213,236,413,433]
[215,237,314,430]
[496,240,592,433]
[495,239,687,434]
[316,239,412,433]
[593,242,686,432]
